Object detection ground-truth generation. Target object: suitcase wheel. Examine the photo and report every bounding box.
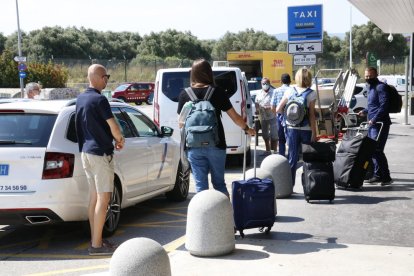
[258,227,272,234]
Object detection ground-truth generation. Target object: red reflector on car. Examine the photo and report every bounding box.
[42,152,75,179]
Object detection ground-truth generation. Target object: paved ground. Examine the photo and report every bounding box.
[87,110,414,276]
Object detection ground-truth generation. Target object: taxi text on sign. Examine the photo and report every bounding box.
[288,5,323,42]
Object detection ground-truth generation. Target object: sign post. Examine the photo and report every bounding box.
[288,4,323,69]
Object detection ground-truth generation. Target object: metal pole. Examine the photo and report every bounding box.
[15,0,24,97]
[393,56,396,75]
[349,6,353,69]
[404,32,413,125]
[404,56,409,125]
[124,60,127,82]
[123,51,127,82]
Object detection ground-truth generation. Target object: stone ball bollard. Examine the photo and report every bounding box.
[110,238,171,276]
[185,190,235,257]
[261,154,293,198]
[245,167,273,180]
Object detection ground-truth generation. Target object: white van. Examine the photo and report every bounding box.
[378,75,407,93]
[153,67,254,165]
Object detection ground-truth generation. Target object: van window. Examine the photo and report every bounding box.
[397,78,405,85]
[161,70,238,102]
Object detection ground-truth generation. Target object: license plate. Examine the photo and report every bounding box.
[0,164,9,176]
[0,185,29,192]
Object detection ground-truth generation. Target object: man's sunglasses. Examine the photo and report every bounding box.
[102,74,111,79]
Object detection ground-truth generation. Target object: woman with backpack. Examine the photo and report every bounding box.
[276,67,317,186]
[177,59,256,196]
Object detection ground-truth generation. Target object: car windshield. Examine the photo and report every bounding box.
[0,113,57,147]
[113,84,130,92]
[248,81,261,91]
[161,70,238,102]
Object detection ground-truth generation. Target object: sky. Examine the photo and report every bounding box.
[0,0,369,40]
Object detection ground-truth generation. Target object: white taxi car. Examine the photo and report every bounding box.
[0,99,189,235]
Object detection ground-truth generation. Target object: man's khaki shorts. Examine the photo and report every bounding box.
[81,152,114,193]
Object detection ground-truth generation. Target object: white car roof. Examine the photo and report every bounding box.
[0,99,74,114]
[0,99,127,114]
[157,67,240,73]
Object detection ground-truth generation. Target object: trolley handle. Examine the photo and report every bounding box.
[359,122,383,142]
[242,116,258,181]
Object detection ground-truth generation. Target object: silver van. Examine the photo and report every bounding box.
[153,67,254,165]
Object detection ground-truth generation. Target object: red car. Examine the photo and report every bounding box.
[112,82,155,105]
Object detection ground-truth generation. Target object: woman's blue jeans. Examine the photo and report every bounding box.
[286,128,312,186]
[187,147,229,196]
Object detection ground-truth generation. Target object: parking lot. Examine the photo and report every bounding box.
[1,106,414,276]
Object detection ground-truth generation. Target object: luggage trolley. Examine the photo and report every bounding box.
[313,69,358,142]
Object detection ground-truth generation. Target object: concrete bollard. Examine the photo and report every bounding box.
[110,238,171,276]
[185,190,235,257]
[261,154,293,198]
[245,167,273,180]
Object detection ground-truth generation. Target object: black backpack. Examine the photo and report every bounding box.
[381,83,402,113]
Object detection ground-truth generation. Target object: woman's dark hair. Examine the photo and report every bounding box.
[190,59,214,86]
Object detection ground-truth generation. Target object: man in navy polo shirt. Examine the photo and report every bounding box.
[76,64,125,256]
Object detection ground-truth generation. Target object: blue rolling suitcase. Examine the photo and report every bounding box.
[232,131,276,238]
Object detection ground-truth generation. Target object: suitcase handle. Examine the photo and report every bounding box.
[359,122,383,141]
[243,115,259,180]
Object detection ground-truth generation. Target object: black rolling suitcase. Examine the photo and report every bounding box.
[301,141,336,203]
[334,122,382,189]
[232,126,276,238]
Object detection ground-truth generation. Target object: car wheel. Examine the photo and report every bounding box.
[135,101,143,105]
[103,182,121,237]
[146,92,154,105]
[166,163,190,202]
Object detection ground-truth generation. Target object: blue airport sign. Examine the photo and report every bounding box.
[288,4,323,42]
[19,71,27,79]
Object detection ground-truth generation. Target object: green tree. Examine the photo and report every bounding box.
[26,26,91,60]
[0,49,19,87]
[0,33,6,53]
[27,61,68,87]
[211,28,281,60]
[0,49,68,88]
[342,21,409,65]
[137,29,210,60]
[4,31,28,56]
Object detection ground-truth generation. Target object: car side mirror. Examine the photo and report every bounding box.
[160,126,174,137]
[363,91,367,97]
